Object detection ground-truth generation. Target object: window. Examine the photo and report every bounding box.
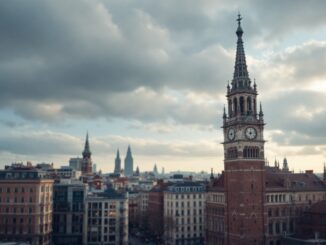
[227,147,238,159]
[275,222,280,234]
[243,146,259,158]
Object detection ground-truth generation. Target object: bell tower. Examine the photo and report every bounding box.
[223,14,266,245]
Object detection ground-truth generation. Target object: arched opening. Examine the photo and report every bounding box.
[228,99,232,117]
[247,97,252,114]
[227,147,238,159]
[233,98,238,115]
[243,146,260,158]
[240,97,244,115]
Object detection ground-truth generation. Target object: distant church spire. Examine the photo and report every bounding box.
[124,145,134,176]
[114,149,121,174]
[231,13,251,91]
[323,162,326,181]
[81,132,92,176]
[153,163,158,175]
[82,131,91,158]
[282,157,289,171]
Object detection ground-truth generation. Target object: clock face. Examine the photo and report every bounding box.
[228,128,235,141]
[245,127,257,140]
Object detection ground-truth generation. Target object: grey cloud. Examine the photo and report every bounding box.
[0,131,81,155]
[262,90,326,146]
[0,0,326,129]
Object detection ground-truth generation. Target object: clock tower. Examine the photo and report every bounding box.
[223,15,266,245]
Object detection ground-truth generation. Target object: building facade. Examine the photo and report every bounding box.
[147,181,167,240]
[0,163,54,245]
[52,179,86,245]
[164,182,206,245]
[83,189,128,245]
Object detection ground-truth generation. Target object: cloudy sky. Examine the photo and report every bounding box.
[1,0,326,173]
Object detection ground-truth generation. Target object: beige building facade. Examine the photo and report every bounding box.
[164,182,206,245]
[0,163,54,245]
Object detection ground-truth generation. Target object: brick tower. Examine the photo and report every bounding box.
[223,14,266,245]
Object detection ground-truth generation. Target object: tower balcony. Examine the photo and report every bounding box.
[223,114,263,127]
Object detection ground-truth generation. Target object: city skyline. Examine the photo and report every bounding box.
[1,1,326,173]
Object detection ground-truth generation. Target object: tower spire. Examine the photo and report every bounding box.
[117,149,120,159]
[232,13,251,91]
[82,131,91,158]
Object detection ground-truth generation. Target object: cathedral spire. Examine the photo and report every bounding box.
[114,148,121,174]
[116,149,120,159]
[232,13,251,91]
[124,145,134,176]
[82,131,91,158]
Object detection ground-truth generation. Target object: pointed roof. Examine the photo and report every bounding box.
[231,14,252,92]
[116,149,120,160]
[259,102,264,117]
[210,168,214,180]
[82,132,91,157]
[125,145,133,159]
[283,157,289,171]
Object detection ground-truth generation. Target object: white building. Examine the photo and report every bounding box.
[164,182,206,245]
[56,166,81,179]
[83,189,128,245]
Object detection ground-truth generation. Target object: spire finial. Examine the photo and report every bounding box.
[232,12,249,92]
[223,105,227,119]
[237,12,242,26]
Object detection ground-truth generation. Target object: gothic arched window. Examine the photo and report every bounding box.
[228,99,232,116]
[243,146,259,158]
[240,97,244,115]
[227,147,238,159]
[233,98,238,115]
[247,97,252,113]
